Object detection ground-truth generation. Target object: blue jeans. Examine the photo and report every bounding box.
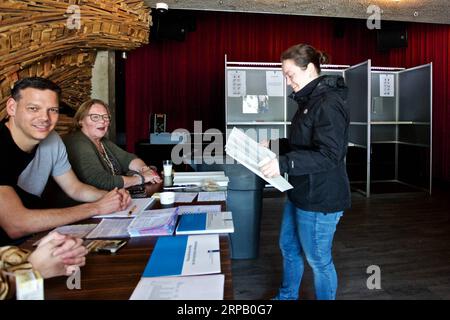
[275,200,343,300]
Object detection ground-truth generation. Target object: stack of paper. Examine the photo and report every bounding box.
[176,211,234,235]
[143,234,221,277]
[173,171,229,187]
[225,127,293,192]
[177,205,222,215]
[129,274,224,300]
[127,208,178,237]
[53,224,97,238]
[86,219,132,239]
[197,191,227,202]
[174,192,198,203]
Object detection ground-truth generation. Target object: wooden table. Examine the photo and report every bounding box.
[27,182,233,300]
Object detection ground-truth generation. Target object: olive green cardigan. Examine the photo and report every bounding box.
[63,130,137,190]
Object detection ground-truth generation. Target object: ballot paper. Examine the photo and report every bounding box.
[225,127,293,192]
[127,208,178,237]
[176,205,222,215]
[197,191,227,202]
[130,274,224,300]
[93,197,155,219]
[174,192,198,203]
[85,219,132,239]
[53,224,98,238]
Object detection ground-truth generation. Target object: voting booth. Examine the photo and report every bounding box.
[344,62,432,196]
[225,56,432,197]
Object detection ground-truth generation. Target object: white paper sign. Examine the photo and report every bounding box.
[242,95,259,113]
[380,74,395,97]
[227,70,246,97]
[266,70,284,96]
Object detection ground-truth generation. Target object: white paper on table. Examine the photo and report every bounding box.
[175,171,225,177]
[266,70,284,96]
[33,224,98,246]
[93,197,155,218]
[225,127,293,192]
[174,192,198,203]
[129,274,224,300]
[127,208,177,232]
[85,219,132,239]
[173,171,229,187]
[197,191,226,202]
[177,205,222,215]
[53,224,98,238]
[227,70,246,97]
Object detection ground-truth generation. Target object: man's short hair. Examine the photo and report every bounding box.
[11,77,61,102]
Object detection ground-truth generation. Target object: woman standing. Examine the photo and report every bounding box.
[260,44,351,300]
[64,99,161,191]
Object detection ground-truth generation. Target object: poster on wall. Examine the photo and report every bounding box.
[227,70,246,97]
[266,71,283,96]
[242,95,259,113]
[379,74,395,97]
[242,95,269,114]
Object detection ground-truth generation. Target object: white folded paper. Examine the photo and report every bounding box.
[225,127,293,192]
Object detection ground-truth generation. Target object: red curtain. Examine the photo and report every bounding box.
[125,11,450,181]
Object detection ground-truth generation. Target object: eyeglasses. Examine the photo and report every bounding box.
[88,114,111,122]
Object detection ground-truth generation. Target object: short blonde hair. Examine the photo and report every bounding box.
[72,99,110,131]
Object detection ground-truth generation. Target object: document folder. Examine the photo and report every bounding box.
[176,212,234,235]
[143,234,221,277]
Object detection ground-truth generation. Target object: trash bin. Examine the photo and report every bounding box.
[194,160,265,259]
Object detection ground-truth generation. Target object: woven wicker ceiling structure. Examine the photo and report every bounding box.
[0,0,151,127]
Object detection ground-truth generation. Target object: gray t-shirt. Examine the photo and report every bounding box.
[17,131,71,197]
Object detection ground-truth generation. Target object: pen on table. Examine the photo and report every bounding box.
[128,205,137,216]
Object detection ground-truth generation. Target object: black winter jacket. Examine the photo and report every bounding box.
[277,75,351,212]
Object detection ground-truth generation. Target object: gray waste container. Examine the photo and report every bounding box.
[194,161,265,259]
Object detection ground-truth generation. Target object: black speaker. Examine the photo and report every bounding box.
[151,11,196,41]
[377,23,408,51]
[333,19,345,38]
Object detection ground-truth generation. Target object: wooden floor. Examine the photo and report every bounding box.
[231,185,450,300]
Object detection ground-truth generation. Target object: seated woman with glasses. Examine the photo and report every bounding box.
[63,99,162,191]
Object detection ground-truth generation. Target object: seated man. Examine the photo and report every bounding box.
[0,232,87,300]
[63,98,161,191]
[0,77,131,245]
